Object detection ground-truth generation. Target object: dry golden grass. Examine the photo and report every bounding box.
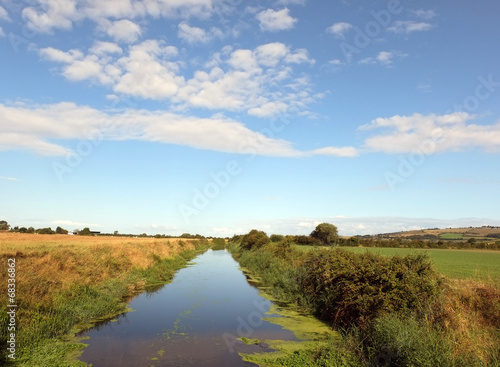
[0,232,197,312]
[432,278,500,364]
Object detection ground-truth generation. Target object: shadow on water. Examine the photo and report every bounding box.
[78,250,297,367]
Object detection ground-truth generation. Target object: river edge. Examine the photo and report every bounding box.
[234,263,350,366]
[26,242,211,367]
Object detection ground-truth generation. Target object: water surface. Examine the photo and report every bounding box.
[78,249,296,366]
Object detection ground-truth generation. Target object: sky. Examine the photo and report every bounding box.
[0,0,499,237]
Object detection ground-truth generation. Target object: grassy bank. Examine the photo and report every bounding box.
[229,235,500,366]
[0,233,210,366]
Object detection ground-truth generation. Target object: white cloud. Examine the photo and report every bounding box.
[178,22,210,44]
[256,8,297,31]
[21,0,216,34]
[89,41,123,56]
[0,176,20,182]
[0,5,10,21]
[52,219,99,229]
[412,9,436,20]
[105,19,142,43]
[326,22,352,38]
[358,112,500,154]
[22,0,79,33]
[0,102,357,158]
[177,22,222,44]
[388,20,433,34]
[40,40,316,116]
[359,51,406,67]
[0,26,4,37]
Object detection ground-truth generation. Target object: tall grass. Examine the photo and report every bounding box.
[0,233,209,366]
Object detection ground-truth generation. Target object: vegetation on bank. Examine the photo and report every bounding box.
[0,233,210,366]
[229,225,500,367]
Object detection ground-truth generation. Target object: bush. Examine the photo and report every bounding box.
[299,249,442,328]
[241,230,270,250]
[270,234,284,243]
[294,235,321,246]
[212,237,226,250]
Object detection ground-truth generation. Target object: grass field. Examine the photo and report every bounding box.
[296,246,500,283]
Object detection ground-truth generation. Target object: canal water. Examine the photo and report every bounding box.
[78,249,296,366]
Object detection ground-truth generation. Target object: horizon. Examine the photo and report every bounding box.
[1,1,499,237]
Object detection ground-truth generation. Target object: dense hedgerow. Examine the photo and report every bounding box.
[299,249,442,328]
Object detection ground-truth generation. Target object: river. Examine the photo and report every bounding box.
[78,249,297,366]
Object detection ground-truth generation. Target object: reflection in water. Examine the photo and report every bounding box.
[78,249,296,367]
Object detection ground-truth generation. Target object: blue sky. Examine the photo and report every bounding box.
[1,0,499,236]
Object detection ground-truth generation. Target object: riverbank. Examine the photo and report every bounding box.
[0,233,210,366]
[228,235,500,366]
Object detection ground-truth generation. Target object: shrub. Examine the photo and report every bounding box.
[241,230,270,250]
[270,234,285,243]
[294,235,321,246]
[299,249,442,328]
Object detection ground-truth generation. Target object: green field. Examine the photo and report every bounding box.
[439,233,464,239]
[296,246,500,283]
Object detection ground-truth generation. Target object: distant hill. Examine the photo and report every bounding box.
[365,226,500,241]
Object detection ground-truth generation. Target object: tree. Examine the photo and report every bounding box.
[37,227,55,234]
[78,227,92,236]
[0,220,10,231]
[310,223,339,246]
[241,229,270,250]
[56,226,69,235]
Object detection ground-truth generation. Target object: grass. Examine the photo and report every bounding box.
[439,233,464,239]
[0,232,210,366]
[297,245,500,283]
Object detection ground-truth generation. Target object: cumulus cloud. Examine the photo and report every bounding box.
[359,51,407,67]
[40,39,317,116]
[21,0,215,34]
[256,8,297,31]
[105,19,142,43]
[326,22,352,38]
[358,112,500,154]
[388,20,433,34]
[177,22,223,44]
[0,102,357,158]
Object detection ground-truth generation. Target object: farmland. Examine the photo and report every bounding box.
[298,246,500,282]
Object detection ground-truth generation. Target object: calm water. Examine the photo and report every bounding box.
[78,249,296,366]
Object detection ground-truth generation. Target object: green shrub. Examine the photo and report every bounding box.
[299,249,442,328]
[241,230,270,250]
[270,234,285,242]
[212,237,226,250]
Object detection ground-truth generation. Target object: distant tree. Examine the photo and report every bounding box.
[19,227,28,233]
[114,230,119,236]
[310,223,339,246]
[241,229,270,250]
[78,227,92,236]
[27,227,35,234]
[0,220,10,231]
[37,227,55,235]
[56,226,69,235]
